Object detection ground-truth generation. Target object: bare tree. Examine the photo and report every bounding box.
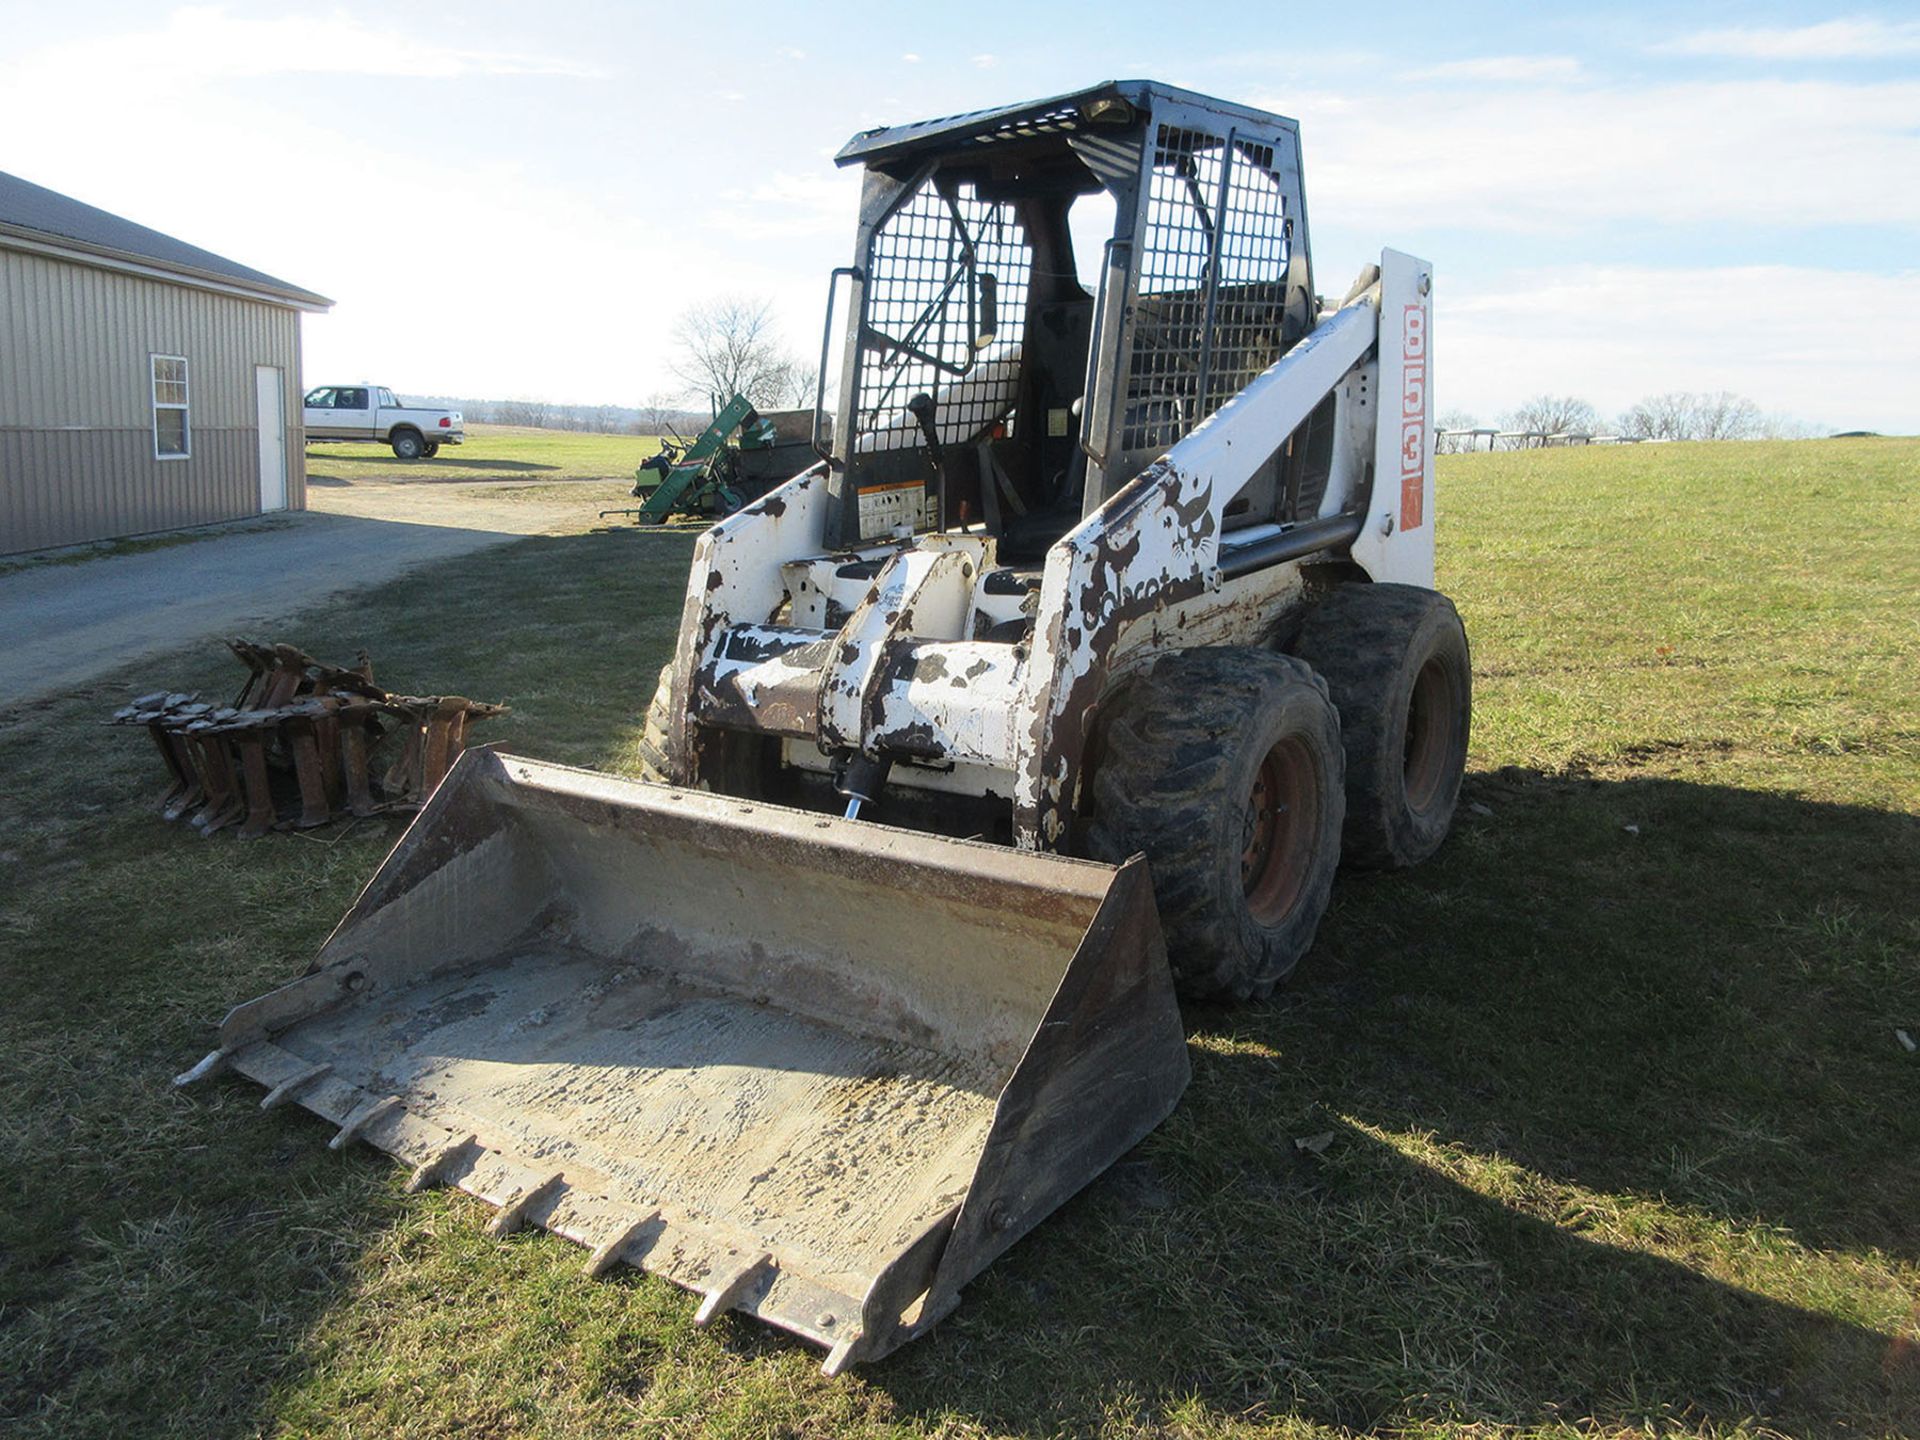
[1503,395,1599,438]
[638,390,688,437]
[495,397,550,428]
[779,360,822,412]
[1618,391,1762,441]
[671,297,799,410]
[1436,408,1480,454]
[1690,391,1763,440]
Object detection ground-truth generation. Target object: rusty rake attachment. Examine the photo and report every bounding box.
[376,696,511,802]
[110,640,507,839]
[107,692,206,818]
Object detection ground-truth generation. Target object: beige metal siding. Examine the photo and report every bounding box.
[0,247,309,554]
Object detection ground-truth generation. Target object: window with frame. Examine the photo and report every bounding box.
[151,355,190,459]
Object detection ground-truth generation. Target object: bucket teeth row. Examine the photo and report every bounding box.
[108,637,507,837]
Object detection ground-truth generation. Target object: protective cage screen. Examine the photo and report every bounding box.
[1123,126,1292,455]
[854,178,1034,453]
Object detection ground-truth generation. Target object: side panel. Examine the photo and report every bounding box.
[1014,297,1381,848]
[0,249,303,553]
[1350,248,1435,587]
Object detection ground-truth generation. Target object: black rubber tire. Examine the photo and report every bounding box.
[636,663,673,781]
[390,430,424,460]
[1084,648,1346,1000]
[1289,583,1471,870]
[421,441,441,458]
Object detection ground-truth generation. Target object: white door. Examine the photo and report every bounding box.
[256,366,287,511]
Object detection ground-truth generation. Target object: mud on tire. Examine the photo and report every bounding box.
[1083,648,1346,1000]
[1289,583,1471,869]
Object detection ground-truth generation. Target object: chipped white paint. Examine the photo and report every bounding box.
[659,255,1434,847]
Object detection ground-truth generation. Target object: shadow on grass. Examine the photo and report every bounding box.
[304,453,562,477]
[863,769,1919,1437]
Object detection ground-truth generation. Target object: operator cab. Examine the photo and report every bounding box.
[814,80,1320,563]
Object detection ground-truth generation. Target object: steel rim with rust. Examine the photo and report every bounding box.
[1242,736,1319,926]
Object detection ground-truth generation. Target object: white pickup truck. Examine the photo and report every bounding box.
[303,385,464,459]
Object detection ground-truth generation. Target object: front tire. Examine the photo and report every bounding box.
[1084,648,1346,1000]
[1290,583,1472,869]
[390,430,424,460]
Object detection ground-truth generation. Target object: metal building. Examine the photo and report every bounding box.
[0,171,331,555]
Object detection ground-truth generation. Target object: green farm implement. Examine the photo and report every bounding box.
[601,394,777,526]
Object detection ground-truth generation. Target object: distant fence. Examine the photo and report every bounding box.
[1436,428,1644,454]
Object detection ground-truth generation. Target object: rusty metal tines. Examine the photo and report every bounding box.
[107,692,202,815]
[225,639,275,708]
[376,696,510,806]
[183,710,246,836]
[214,709,284,841]
[278,701,336,831]
[334,696,386,819]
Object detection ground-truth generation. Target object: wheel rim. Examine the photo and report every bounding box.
[1242,736,1318,926]
[1403,655,1458,813]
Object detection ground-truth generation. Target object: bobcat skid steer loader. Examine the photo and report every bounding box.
[180,81,1470,1374]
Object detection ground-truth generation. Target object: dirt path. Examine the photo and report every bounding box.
[2,478,625,704]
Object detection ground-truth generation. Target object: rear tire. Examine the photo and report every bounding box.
[1084,648,1346,1000]
[391,430,424,460]
[421,441,441,458]
[1290,583,1471,869]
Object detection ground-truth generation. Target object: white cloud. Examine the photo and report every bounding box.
[1655,17,1920,60]
[1265,76,1920,232]
[1442,265,1920,433]
[0,9,795,403]
[972,53,998,69]
[1409,55,1584,83]
[33,4,605,82]
[901,53,921,63]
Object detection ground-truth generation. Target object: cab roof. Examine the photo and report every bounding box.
[834,80,1300,168]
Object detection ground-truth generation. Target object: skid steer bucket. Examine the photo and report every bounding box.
[180,750,1189,1371]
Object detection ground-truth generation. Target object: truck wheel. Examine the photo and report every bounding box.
[1085,648,1345,1000]
[1289,583,1471,869]
[391,430,424,460]
[636,664,673,782]
[421,441,441,458]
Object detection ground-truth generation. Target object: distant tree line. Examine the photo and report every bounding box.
[411,294,822,439]
[1437,392,1822,453]
[413,395,708,437]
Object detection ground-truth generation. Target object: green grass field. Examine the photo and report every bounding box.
[304,423,673,524]
[2,439,1915,1438]
[304,423,668,486]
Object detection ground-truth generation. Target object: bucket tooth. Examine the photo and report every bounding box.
[174,1045,235,1087]
[486,1172,565,1237]
[259,1062,331,1110]
[585,1210,662,1278]
[404,1133,478,1193]
[821,1333,862,1379]
[693,1251,774,1326]
[328,1094,401,1151]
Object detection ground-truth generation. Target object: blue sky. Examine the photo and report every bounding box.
[3,1,1916,430]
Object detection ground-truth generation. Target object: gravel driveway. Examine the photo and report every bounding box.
[3,478,618,704]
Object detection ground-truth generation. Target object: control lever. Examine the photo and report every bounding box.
[907,393,945,531]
